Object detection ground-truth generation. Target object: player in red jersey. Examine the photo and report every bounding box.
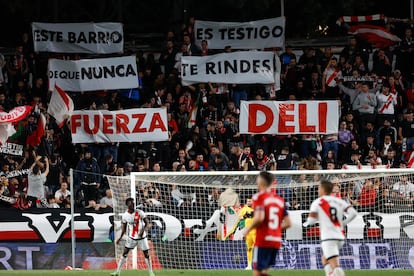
[244,171,292,276]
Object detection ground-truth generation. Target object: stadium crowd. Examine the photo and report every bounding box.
[0,17,414,212]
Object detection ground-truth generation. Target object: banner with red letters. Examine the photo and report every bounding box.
[239,101,339,135]
[70,108,168,143]
[0,106,32,123]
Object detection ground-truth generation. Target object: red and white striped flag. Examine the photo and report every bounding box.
[407,151,414,168]
[337,14,385,26]
[347,24,401,48]
[187,105,198,128]
[47,84,74,128]
[0,123,16,145]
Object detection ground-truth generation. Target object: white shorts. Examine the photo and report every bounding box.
[321,240,345,260]
[125,237,150,251]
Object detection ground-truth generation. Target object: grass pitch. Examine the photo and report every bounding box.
[1,270,414,276]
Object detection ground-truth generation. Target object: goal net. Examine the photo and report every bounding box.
[107,169,414,271]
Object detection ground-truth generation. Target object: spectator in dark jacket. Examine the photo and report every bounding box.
[76,150,101,205]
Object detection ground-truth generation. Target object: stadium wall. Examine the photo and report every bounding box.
[0,208,413,270]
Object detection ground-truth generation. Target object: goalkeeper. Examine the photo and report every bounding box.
[239,198,255,270]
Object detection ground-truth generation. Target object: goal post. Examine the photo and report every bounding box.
[107,168,414,270]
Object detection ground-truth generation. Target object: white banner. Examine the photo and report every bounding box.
[32,22,123,54]
[6,169,30,179]
[194,17,285,49]
[240,101,339,134]
[181,51,274,85]
[343,165,388,170]
[48,56,138,91]
[70,108,168,143]
[0,142,24,156]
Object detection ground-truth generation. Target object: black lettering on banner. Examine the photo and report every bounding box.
[125,64,137,77]
[49,70,57,79]
[105,32,112,43]
[227,28,235,39]
[77,32,87,43]
[196,28,204,40]
[80,64,136,80]
[89,67,105,79]
[200,23,283,43]
[190,64,198,75]
[68,32,76,43]
[110,31,123,43]
[184,57,271,78]
[262,59,272,71]
[60,71,68,79]
[181,64,189,76]
[259,26,270,38]
[41,30,48,41]
[33,30,41,41]
[252,59,260,73]
[6,169,29,178]
[93,68,103,78]
[33,30,63,42]
[0,143,24,156]
[50,70,80,80]
[206,62,215,74]
[240,60,251,73]
[106,66,116,78]
[253,27,258,39]
[218,29,227,40]
[236,28,245,39]
[98,32,106,43]
[217,61,222,74]
[56,32,63,42]
[49,30,61,42]
[115,65,124,76]
[65,31,123,44]
[205,28,213,40]
[89,32,97,44]
[125,64,137,76]
[81,67,92,79]
[34,30,44,41]
[245,27,254,39]
[272,26,283,38]
[224,60,237,74]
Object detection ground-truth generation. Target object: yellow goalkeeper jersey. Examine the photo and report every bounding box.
[239,205,255,233]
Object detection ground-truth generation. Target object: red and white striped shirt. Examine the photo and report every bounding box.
[324,68,341,87]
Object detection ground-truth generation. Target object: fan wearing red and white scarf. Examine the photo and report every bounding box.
[376,85,397,115]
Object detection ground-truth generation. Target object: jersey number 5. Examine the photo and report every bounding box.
[268,207,280,229]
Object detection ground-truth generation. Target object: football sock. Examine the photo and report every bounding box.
[333,267,345,276]
[117,256,127,273]
[145,257,153,272]
[324,264,333,276]
[247,247,253,267]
